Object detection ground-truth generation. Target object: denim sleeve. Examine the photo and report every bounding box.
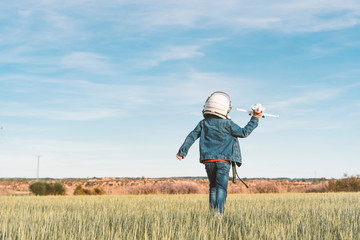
[177,121,202,157]
[230,116,259,138]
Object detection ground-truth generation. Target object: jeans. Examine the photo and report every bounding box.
[204,162,230,214]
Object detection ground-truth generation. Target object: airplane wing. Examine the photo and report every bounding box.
[236,108,279,118]
[235,108,252,114]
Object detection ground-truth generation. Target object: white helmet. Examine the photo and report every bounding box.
[202,91,232,119]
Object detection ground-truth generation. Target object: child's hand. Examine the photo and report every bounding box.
[176,155,185,161]
[253,110,263,118]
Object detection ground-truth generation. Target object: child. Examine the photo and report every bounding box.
[176,91,262,214]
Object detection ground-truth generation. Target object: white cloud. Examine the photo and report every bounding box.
[1,0,359,74]
[155,45,204,62]
[2,0,360,46]
[134,45,204,68]
[16,139,139,153]
[86,0,360,33]
[304,46,341,59]
[323,69,360,81]
[61,52,112,74]
[0,69,260,121]
[269,87,347,110]
[0,107,120,121]
[47,14,73,30]
[124,0,360,33]
[234,18,282,29]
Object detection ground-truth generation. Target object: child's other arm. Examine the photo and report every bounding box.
[176,122,202,159]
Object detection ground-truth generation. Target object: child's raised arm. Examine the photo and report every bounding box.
[230,116,259,138]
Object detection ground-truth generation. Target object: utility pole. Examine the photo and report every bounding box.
[36,155,41,181]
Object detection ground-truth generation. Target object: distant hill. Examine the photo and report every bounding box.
[0,176,329,182]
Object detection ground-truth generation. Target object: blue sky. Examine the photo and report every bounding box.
[1,0,359,179]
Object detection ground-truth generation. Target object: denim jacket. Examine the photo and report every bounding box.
[177,116,259,165]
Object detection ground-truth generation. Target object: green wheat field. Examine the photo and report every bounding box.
[1,193,359,240]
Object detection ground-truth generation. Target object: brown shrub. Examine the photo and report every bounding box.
[127,184,156,194]
[127,181,204,194]
[328,174,360,192]
[228,183,249,193]
[29,182,66,196]
[305,182,329,193]
[74,185,106,195]
[94,187,106,195]
[252,181,282,193]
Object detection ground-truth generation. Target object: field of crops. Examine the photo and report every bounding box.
[1,193,359,239]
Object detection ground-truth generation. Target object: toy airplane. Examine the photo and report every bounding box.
[236,103,279,118]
